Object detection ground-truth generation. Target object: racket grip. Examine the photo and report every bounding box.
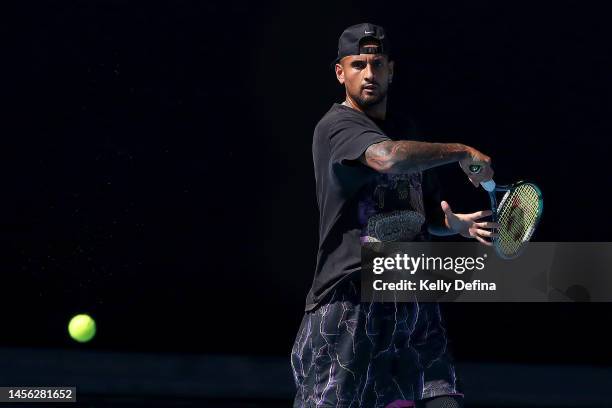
[481,180,496,192]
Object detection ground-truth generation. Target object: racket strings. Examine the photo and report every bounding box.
[495,184,541,258]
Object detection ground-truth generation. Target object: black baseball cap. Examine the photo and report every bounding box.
[332,23,390,66]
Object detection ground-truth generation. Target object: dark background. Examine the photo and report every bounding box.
[4,0,612,368]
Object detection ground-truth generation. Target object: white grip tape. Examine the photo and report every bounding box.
[481,180,496,192]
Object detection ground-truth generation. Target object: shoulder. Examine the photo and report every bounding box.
[315,103,383,137]
[313,104,345,144]
[315,104,350,130]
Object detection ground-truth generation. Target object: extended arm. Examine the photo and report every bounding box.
[359,140,493,186]
[361,139,497,243]
[360,140,467,174]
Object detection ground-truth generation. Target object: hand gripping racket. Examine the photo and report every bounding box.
[468,164,544,259]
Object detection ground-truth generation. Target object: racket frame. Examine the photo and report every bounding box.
[488,181,544,259]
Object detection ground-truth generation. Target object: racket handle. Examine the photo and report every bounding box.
[481,180,496,192]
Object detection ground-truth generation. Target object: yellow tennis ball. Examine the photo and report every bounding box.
[68,314,96,343]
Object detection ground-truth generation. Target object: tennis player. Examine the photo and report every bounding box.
[291,23,498,408]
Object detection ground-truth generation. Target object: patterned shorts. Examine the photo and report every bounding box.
[291,278,461,408]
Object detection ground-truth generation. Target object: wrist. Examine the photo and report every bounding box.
[451,143,470,160]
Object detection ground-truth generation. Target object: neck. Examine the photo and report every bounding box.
[343,95,387,120]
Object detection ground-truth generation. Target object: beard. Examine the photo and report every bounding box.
[353,85,388,108]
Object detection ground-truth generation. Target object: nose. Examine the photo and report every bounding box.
[363,62,374,81]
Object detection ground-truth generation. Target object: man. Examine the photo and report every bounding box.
[291,23,498,408]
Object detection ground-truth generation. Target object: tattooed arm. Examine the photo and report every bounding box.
[359,140,493,186]
[360,140,498,242]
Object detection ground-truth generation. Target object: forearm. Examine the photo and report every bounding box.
[364,141,468,174]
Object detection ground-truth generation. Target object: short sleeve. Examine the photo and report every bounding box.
[328,117,390,166]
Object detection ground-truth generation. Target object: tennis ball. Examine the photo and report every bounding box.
[68,314,96,343]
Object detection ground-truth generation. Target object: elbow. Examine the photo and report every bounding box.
[371,156,397,174]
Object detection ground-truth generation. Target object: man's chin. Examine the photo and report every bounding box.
[356,94,384,108]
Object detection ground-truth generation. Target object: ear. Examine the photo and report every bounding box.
[335,63,345,85]
[388,60,394,84]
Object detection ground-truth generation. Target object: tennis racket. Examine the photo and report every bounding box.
[468,164,544,259]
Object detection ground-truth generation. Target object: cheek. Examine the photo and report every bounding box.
[346,75,362,92]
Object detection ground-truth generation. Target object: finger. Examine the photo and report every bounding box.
[440,200,453,215]
[467,210,493,220]
[475,235,493,246]
[475,221,500,229]
[474,228,499,238]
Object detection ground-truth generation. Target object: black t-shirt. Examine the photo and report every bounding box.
[305,103,444,311]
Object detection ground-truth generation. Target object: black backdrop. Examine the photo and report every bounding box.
[4,0,612,365]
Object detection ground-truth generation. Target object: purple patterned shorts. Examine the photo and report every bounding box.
[291,279,461,408]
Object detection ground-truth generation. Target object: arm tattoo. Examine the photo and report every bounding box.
[363,140,468,174]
